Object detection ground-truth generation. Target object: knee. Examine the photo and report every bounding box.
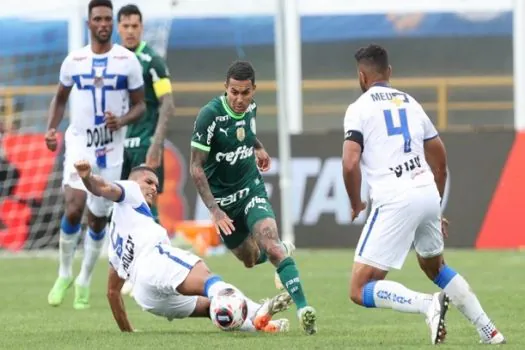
[64,206,83,225]
[265,243,286,263]
[242,257,257,268]
[87,214,107,233]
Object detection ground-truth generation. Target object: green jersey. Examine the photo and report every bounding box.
[125,41,172,149]
[191,95,264,206]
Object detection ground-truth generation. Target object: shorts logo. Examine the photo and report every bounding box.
[244,196,267,215]
[216,187,250,207]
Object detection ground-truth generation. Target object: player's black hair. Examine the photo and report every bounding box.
[117,4,143,22]
[129,165,157,178]
[354,44,390,73]
[226,60,256,84]
[88,0,113,16]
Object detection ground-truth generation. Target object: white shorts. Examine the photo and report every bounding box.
[62,158,122,218]
[132,244,202,321]
[354,184,444,271]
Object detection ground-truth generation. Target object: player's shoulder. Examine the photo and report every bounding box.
[143,44,164,61]
[115,180,144,204]
[63,45,91,63]
[247,99,257,113]
[198,96,224,118]
[110,44,137,60]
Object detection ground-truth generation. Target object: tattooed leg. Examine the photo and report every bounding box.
[231,236,263,268]
[253,218,309,309]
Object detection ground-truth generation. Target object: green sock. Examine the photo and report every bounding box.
[277,257,308,309]
[151,205,160,224]
[255,249,268,265]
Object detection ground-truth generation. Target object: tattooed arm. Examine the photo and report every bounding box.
[189,148,217,211]
[189,147,235,234]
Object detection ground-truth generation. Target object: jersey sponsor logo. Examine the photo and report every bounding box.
[244,196,267,215]
[124,137,141,148]
[215,115,230,122]
[121,235,135,273]
[207,121,216,145]
[215,145,254,165]
[371,91,409,105]
[389,155,423,178]
[216,187,250,207]
[86,125,114,148]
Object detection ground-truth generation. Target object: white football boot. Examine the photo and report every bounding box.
[425,292,449,344]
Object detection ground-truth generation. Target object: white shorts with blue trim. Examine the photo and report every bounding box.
[132,244,202,320]
[354,184,444,271]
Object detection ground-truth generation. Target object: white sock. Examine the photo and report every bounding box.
[204,277,240,299]
[239,297,261,332]
[75,227,106,287]
[363,280,433,314]
[434,265,496,340]
[58,216,81,279]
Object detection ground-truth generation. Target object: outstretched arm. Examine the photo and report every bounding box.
[107,266,133,332]
[74,160,123,202]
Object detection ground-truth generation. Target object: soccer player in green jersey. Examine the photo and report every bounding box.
[189,61,317,335]
[117,4,175,223]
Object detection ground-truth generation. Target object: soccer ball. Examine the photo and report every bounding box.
[209,288,248,331]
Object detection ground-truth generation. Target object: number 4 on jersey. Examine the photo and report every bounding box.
[383,108,411,153]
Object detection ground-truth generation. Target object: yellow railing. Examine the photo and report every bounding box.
[0,75,513,131]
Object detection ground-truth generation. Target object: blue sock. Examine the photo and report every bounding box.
[362,281,377,308]
[60,216,80,235]
[433,265,457,289]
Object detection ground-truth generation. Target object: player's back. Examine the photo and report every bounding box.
[60,44,143,167]
[108,180,170,282]
[344,84,438,204]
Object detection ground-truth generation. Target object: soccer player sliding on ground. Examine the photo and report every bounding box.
[342,44,505,345]
[74,159,292,333]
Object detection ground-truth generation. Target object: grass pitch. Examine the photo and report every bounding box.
[0,249,522,349]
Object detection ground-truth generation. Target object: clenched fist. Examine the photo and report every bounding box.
[45,128,58,151]
[104,112,121,131]
[74,160,92,179]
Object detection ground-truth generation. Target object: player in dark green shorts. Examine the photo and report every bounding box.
[117,4,175,223]
[189,61,317,335]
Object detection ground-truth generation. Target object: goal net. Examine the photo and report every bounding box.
[0,0,176,252]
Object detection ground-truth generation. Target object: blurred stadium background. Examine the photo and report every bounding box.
[1,0,523,253]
